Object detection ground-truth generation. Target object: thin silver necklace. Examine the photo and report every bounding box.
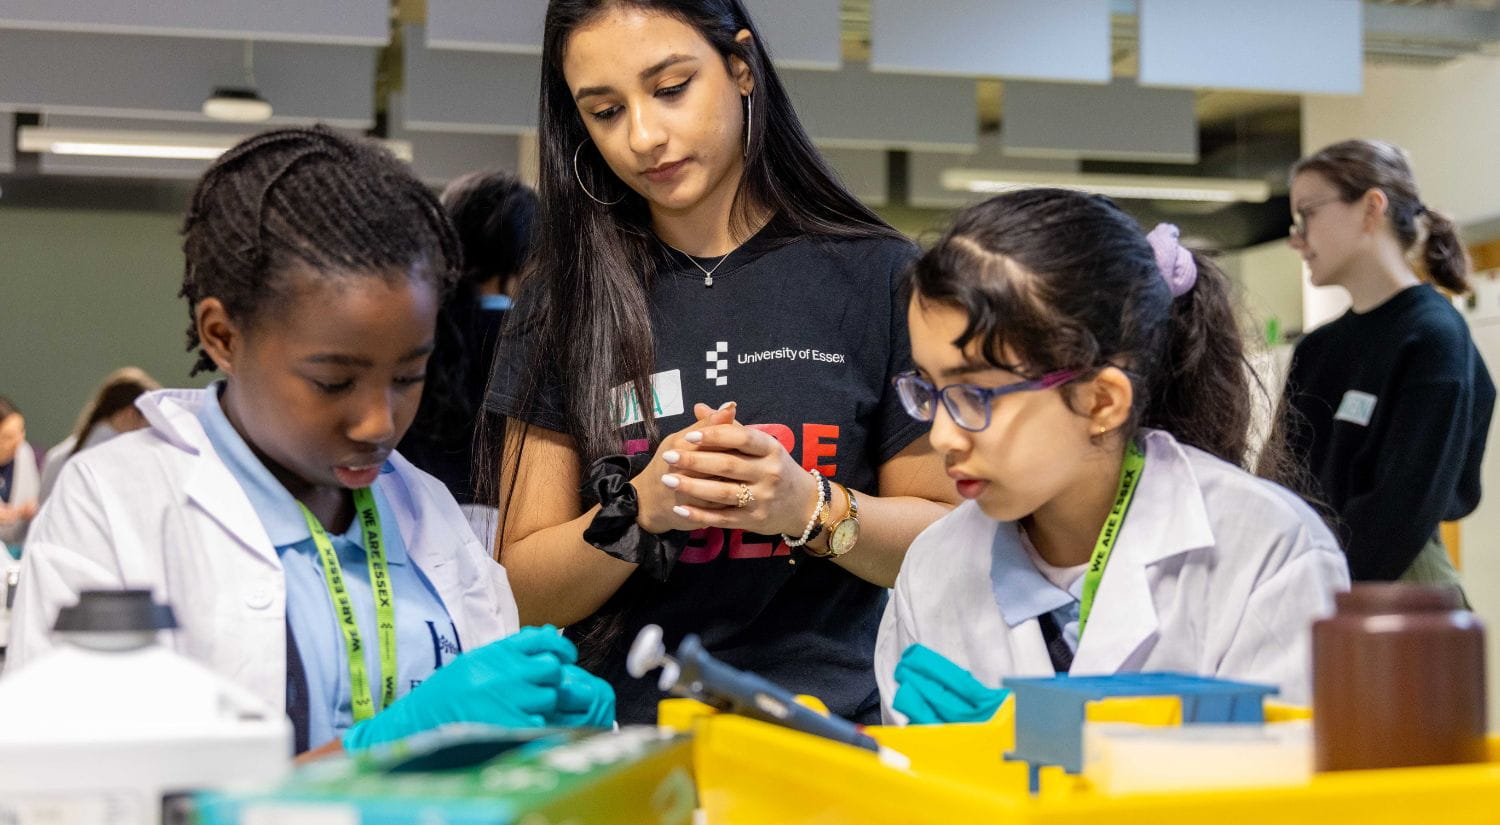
[660,239,735,287]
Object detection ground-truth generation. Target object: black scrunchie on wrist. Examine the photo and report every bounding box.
[581,454,690,582]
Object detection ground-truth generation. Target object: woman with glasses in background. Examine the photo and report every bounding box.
[874,190,1348,725]
[1269,139,1493,597]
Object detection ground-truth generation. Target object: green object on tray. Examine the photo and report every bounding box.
[194,725,695,825]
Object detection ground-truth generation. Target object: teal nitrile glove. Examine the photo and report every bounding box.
[342,625,576,751]
[891,643,1010,725]
[551,664,617,728]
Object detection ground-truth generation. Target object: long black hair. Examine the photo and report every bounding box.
[500,0,902,664]
[911,188,1285,475]
[513,0,900,462]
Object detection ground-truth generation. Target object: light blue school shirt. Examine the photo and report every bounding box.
[197,386,463,748]
[989,528,1084,656]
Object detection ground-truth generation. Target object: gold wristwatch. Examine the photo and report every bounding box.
[824,482,860,557]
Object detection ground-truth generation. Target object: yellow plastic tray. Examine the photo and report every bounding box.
[662,699,1500,825]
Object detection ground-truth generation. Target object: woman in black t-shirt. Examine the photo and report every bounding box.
[1268,139,1494,591]
[486,0,955,724]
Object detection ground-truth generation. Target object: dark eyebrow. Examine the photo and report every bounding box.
[938,365,992,380]
[939,358,1021,381]
[573,54,698,101]
[304,354,372,367]
[303,343,432,368]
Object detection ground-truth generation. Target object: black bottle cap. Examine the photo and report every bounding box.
[53,589,178,633]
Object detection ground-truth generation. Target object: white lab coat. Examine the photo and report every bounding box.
[876,429,1349,720]
[37,423,118,504]
[5,388,521,713]
[0,440,40,547]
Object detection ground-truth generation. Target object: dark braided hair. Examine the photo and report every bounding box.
[180,126,462,374]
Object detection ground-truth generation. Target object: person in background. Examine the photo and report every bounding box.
[399,171,538,549]
[1268,139,1494,595]
[0,397,40,549]
[38,367,161,503]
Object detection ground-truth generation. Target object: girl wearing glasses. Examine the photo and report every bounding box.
[874,189,1349,723]
[1272,139,1493,595]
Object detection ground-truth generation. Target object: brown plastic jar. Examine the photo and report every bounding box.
[1313,583,1486,772]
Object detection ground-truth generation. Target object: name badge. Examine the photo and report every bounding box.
[1334,390,1378,427]
[614,369,685,428]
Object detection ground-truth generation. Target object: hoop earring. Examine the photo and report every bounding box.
[743,92,752,158]
[573,139,624,206]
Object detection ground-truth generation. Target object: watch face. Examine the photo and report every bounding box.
[831,519,859,553]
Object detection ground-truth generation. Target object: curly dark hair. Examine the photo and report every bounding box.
[179,126,462,374]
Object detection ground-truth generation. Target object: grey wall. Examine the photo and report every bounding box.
[1,205,208,451]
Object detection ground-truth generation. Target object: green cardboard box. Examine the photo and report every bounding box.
[194,726,696,825]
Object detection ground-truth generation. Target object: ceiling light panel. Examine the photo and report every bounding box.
[0,29,375,126]
[942,168,1272,203]
[870,0,1111,82]
[1002,79,1198,164]
[1139,0,1362,94]
[425,0,843,70]
[0,0,388,46]
[20,125,411,178]
[781,62,977,151]
[403,25,541,134]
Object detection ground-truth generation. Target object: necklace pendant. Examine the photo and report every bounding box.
[704,274,714,287]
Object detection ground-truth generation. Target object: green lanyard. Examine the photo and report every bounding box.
[1076,441,1146,639]
[296,487,397,722]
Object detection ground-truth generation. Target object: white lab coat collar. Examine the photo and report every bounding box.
[1070,429,1216,674]
[877,429,1347,721]
[11,386,519,706]
[137,389,282,570]
[134,388,463,599]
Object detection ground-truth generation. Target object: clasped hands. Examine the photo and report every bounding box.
[634,402,820,540]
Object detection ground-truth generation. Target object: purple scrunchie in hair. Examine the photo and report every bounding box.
[1146,223,1197,298]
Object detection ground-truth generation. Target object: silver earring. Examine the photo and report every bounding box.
[743,93,752,158]
[573,139,624,206]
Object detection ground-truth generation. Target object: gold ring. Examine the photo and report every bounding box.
[736,483,755,508]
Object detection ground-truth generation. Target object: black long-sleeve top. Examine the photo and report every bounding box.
[1283,283,1495,580]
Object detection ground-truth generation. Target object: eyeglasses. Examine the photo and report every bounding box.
[893,369,1080,432]
[1289,196,1343,240]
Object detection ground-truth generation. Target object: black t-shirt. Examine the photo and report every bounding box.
[487,222,927,723]
[1284,283,1495,581]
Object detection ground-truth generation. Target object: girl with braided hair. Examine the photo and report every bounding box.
[8,127,613,757]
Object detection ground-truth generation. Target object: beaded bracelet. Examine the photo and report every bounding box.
[783,468,831,548]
